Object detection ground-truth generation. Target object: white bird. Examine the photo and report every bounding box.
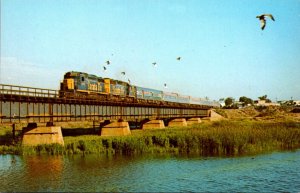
[164,83,167,88]
[177,57,181,61]
[103,66,107,71]
[106,60,110,65]
[121,71,125,75]
[256,14,275,30]
[152,62,157,67]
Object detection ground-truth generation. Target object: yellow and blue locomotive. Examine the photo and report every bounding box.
[60,71,220,108]
[60,71,136,100]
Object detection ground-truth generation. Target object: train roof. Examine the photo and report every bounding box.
[64,71,130,85]
[64,71,103,79]
[136,86,163,93]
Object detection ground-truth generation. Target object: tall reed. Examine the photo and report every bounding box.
[1,120,300,156]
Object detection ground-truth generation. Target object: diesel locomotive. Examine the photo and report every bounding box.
[59,71,220,107]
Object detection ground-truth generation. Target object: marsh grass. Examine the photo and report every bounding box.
[1,120,300,156]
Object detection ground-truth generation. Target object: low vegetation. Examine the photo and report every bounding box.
[1,120,300,157]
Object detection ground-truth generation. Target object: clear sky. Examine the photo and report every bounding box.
[1,0,300,101]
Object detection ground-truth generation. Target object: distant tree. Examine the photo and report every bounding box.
[239,96,253,106]
[225,97,234,107]
[266,98,272,103]
[258,95,268,100]
[258,95,272,103]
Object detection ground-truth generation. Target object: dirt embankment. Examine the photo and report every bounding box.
[215,106,300,122]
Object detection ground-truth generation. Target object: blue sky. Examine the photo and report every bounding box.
[1,0,300,101]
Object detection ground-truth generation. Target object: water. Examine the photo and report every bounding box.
[1,150,300,192]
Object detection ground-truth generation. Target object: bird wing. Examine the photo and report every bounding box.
[264,14,275,21]
[260,19,266,30]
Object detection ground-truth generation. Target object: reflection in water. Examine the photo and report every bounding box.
[0,151,300,192]
[22,155,64,191]
[0,155,64,192]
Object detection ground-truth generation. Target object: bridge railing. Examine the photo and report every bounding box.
[0,84,58,98]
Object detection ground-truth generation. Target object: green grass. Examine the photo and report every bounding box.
[1,120,300,156]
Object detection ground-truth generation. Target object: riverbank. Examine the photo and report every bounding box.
[1,120,300,156]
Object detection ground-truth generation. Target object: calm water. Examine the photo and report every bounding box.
[1,150,300,192]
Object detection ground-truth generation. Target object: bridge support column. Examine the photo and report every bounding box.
[12,123,16,143]
[203,110,224,122]
[168,118,187,127]
[186,118,202,126]
[22,123,64,146]
[100,121,131,136]
[142,120,165,129]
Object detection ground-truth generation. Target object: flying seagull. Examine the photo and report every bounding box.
[256,14,275,30]
[177,57,181,61]
[121,71,126,75]
[106,60,110,65]
[164,83,167,88]
[103,66,107,71]
[152,62,157,67]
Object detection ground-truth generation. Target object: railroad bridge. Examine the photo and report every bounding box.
[0,84,215,145]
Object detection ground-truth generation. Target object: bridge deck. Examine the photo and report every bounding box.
[0,84,212,124]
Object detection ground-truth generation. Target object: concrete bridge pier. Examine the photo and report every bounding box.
[167,118,187,127]
[141,119,165,129]
[186,118,202,125]
[100,120,131,136]
[22,122,64,146]
[201,110,224,122]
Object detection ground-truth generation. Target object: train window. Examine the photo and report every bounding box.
[81,77,85,82]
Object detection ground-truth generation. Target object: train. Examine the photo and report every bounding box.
[59,71,220,108]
